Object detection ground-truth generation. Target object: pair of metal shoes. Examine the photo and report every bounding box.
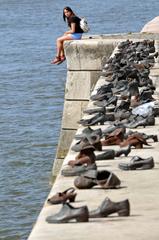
[46,197,130,223]
[74,169,121,189]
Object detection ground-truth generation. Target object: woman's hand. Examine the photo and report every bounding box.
[64,23,76,35]
[64,31,70,35]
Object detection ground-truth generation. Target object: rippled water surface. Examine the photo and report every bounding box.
[1,0,159,239]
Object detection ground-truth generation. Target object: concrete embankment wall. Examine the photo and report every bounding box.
[28,32,159,240]
[52,37,117,177]
[52,32,159,178]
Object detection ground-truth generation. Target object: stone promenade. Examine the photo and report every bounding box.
[28,51,159,240]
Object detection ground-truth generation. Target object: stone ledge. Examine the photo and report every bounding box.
[65,71,100,100]
[62,100,89,129]
[65,39,116,70]
[55,129,77,160]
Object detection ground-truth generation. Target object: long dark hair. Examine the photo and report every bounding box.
[63,6,75,22]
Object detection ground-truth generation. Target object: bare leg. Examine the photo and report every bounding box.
[56,35,73,57]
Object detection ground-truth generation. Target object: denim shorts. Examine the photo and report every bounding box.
[71,33,82,40]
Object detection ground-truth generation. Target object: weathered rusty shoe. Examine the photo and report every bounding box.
[46,203,89,223]
[102,137,118,147]
[47,187,77,205]
[120,134,151,149]
[89,197,130,218]
[101,128,125,146]
[68,145,96,167]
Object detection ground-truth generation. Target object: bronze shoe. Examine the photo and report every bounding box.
[47,187,77,205]
[101,135,123,146]
[101,128,125,146]
[68,145,96,167]
[120,134,150,149]
[89,197,130,218]
[46,203,89,223]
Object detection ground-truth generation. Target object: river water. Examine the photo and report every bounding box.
[0,0,159,239]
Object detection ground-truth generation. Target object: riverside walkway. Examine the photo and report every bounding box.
[28,33,159,240]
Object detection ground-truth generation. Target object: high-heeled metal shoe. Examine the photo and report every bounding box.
[47,187,77,205]
[120,134,150,149]
[115,145,131,157]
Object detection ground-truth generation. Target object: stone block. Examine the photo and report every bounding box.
[65,71,101,100]
[64,39,115,70]
[55,129,77,159]
[52,158,64,178]
[62,100,89,129]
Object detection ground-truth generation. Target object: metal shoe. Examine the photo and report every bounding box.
[96,149,115,160]
[61,163,97,177]
[115,145,131,157]
[74,169,121,189]
[120,134,151,149]
[83,107,106,115]
[89,197,130,218]
[47,187,77,205]
[46,203,89,223]
[118,156,154,170]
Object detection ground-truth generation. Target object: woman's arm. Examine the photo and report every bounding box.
[64,22,76,34]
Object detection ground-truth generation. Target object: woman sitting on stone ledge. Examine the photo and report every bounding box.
[51,6,84,65]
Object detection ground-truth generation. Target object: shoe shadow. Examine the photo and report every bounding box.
[89,214,141,223]
[96,164,113,167]
[87,186,127,190]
